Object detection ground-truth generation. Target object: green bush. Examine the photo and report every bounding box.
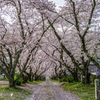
[14,73,23,85]
[59,76,74,83]
[0,77,8,81]
[60,77,67,82]
[67,75,74,83]
[16,78,23,85]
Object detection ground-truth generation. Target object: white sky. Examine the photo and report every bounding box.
[48,0,65,6]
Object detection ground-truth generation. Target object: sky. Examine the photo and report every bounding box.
[48,0,65,6]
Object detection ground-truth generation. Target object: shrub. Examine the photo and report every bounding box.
[14,73,23,85]
[0,77,8,81]
[67,75,74,83]
[60,77,67,82]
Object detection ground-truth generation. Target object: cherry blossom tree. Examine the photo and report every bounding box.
[0,0,99,87]
[0,0,55,87]
[61,0,100,67]
[42,0,100,84]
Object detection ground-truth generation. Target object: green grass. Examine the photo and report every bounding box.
[0,86,32,100]
[62,82,95,100]
[27,80,43,84]
[51,80,60,83]
[0,78,8,81]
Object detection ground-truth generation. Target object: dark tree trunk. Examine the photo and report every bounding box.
[23,71,33,82]
[71,68,79,82]
[28,74,32,81]
[9,78,16,88]
[82,67,90,84]
[28,74,33,81]
[34,77,38,81]
[72,73,79,82]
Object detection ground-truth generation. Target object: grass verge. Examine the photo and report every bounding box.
[62,82,95,100]
[27,80,43,84]
[0,86,32,100]
[0,78,8,81]
[51,80,60,83]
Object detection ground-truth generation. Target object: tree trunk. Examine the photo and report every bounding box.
[9,78,16,88]
[28,74,33,81]
[71,68,79,82]
[72,73,79,82]
[82,68,90,84]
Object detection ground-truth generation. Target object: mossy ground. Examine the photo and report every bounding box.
[0,86,32,100]
[62,82,95,100]
[27,80,43,84]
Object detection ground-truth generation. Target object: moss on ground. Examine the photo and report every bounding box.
[62,82,95,100]
[0,86,32,100]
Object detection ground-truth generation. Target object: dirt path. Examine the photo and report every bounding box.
[25,81,81,100]
[0,81,9,86]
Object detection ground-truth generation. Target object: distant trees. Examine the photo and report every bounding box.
[22,50,51,81]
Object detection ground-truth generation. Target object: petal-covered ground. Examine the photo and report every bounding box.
[26,81,81,100]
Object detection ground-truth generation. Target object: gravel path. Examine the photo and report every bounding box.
[25,81,81,100]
